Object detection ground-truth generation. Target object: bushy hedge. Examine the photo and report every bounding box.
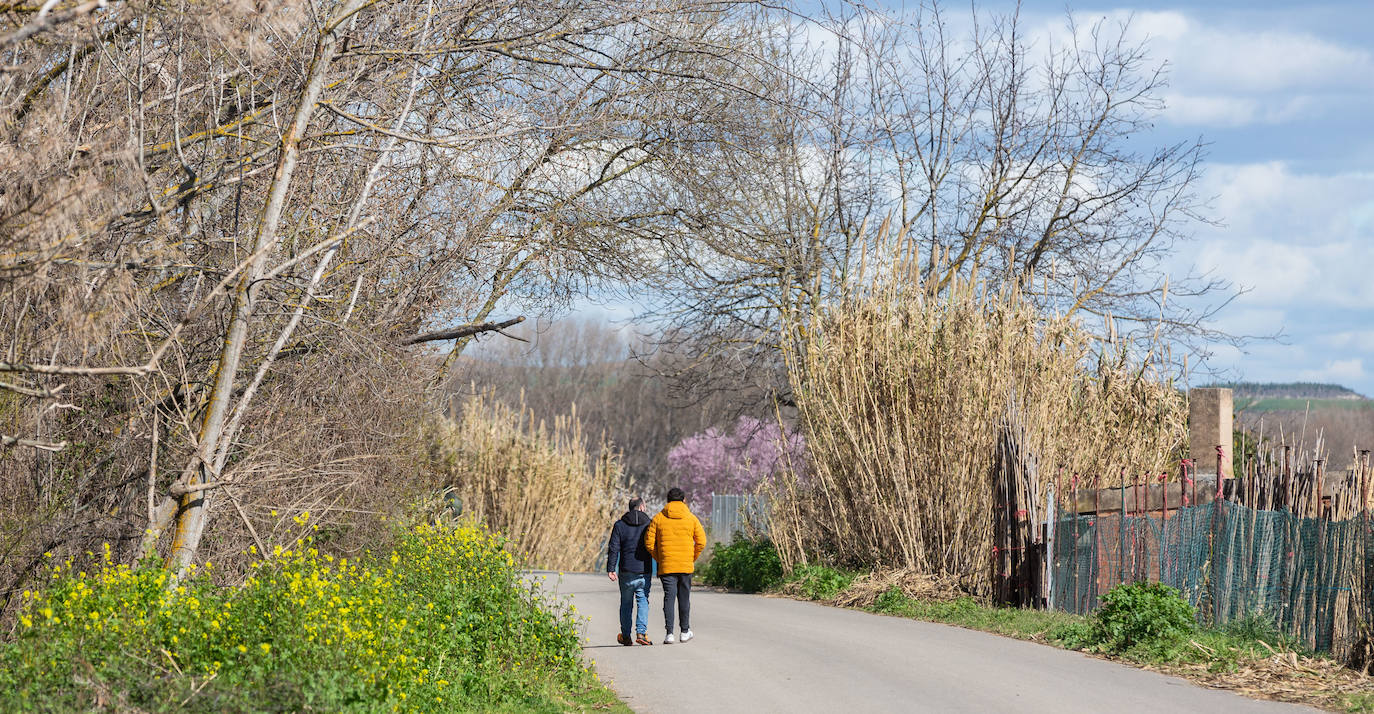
[0,520,594,712]
[701,536,783,593]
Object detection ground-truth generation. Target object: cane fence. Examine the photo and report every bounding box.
[1049,452,1374,656]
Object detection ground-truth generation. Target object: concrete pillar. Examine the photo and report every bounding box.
[1189,387,1234,479]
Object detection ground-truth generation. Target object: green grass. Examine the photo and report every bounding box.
[1343,692,1374,712]
[783,565,1311,676]
[862,582,1300,669]
[784,564,859,602]
[866,587,1080,641]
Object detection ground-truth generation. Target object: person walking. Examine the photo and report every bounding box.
[643,487,706,644]
[606,497,655,646]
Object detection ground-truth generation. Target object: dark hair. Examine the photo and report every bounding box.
[666,487,685,503]
[628,497,643,510]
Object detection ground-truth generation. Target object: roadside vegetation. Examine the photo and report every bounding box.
[704,537,1374,712]
[767,252,1187,597]
[428,394,621,572]
[0,0,1327,708]
[0,519,622,713]
[700,536,784,593]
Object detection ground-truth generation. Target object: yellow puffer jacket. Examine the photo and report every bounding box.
[644,501,707,575]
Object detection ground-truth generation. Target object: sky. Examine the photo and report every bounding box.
[1008,0,1374,395]
[561,1,1374,396]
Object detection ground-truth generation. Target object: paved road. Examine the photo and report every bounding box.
[532,572,1317,714]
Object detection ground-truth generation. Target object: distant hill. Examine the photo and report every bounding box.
[1203,382,1369,414]
[1214,382,1373,469]
[1208,381,1366,401]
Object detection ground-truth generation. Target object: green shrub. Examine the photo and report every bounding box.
[0,521,597,712]
[700,536,783,593]
[1091,582,1195,654]
[786,564,857,601]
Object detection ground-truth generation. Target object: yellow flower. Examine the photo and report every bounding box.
[260,643,271,654]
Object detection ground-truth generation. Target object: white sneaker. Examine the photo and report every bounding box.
[680,630,694,643]
[664,633,675,644]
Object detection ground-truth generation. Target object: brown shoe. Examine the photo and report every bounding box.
[617,633,633,646]
[635,633,654,646]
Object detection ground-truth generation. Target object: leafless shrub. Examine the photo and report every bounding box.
[427,393,620,571]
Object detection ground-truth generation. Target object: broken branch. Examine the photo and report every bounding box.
[399,316,526,345]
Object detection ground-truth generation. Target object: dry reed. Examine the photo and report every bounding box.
[766,235,1186,596]
[427,393,620,571]
[829,568,968,608]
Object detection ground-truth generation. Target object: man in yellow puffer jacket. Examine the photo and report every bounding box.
[643,487,706,644]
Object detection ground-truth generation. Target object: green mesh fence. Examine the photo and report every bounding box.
[1050,501,1371,653]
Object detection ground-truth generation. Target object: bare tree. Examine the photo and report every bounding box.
[648,2,1232,403]
[452,318,767,491]
[0,0,776,596]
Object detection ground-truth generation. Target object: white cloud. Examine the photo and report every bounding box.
[1185,162,1374,313]
[1161,94,1311,128]
[1102,10,1374,92]
[1049,10,1374,128]
[1325,331,1374,352]
[1195,238,1316,306]
[1298,359,1366,383]
[1209,308,1287,339]
[1182,158,1374,393]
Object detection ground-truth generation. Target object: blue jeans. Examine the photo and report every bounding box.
[618,572,651,637]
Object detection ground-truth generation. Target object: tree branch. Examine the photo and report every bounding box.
[1,434,67,452]
[400,316,526,345]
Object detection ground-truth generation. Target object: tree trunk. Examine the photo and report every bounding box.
[166,0,366,574]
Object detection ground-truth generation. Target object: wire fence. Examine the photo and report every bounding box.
[1050,500,1371,654]
[710,494,770,542]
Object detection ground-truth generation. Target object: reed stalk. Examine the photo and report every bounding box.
[767,234,1186,596]
[428,393,621,571]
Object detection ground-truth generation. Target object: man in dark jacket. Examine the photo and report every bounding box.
[606,497,654,646]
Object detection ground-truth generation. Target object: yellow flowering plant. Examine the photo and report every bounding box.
[0,522,593,712]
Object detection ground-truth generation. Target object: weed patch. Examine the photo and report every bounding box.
[782,564,858,602]
[0,521,615,712]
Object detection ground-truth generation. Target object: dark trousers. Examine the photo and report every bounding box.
[660,573,692,633]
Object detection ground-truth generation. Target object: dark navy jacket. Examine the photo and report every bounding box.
[606,509,652,574]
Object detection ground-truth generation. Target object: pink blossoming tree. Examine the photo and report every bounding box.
[665,416,806,509]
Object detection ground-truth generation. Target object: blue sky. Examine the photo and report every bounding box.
[562,1,1374,396]
[1004,0,1374,394]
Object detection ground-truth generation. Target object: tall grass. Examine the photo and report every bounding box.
[767,239,1186,595]
[429,394,620,571]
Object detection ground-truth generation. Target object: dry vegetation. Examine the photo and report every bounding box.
[767,233,1187,596]
[1239,406,1374,472]
[452,319,768,494]
[428,394,620,571]
[0,0,773,610]
[0,0,1240,648]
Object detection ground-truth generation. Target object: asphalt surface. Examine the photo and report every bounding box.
[532,572,1319,714]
